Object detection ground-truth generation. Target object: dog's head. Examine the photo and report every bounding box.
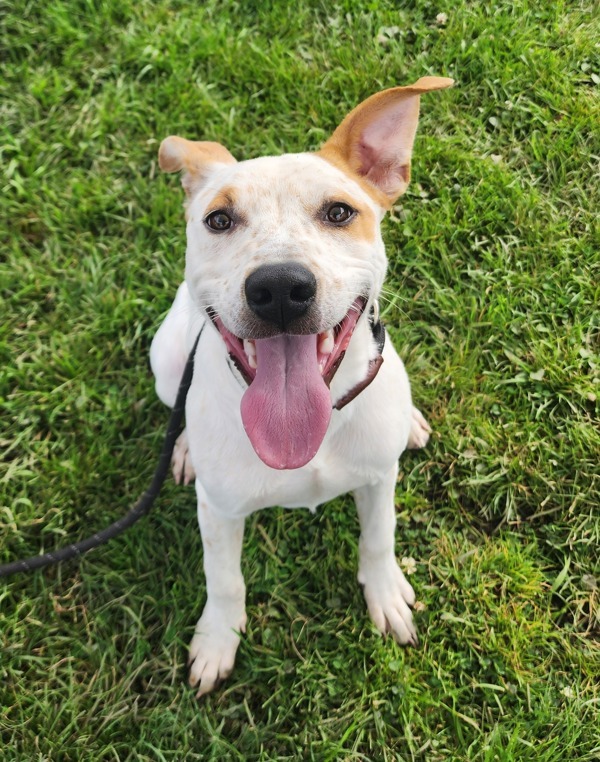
[159,77,453,469]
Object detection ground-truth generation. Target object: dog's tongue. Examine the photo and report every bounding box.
[240,334,331,469]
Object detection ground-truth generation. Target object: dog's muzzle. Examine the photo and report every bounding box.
[207,285,384,471]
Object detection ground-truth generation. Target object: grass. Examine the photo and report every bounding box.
[1,0,598,758]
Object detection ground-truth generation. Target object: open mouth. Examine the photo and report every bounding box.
[210,296,367,387]
[207,297,367,471]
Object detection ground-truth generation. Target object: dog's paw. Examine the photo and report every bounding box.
[406,407,432,450]
[188,606,247,697]
[172,429,196,485]
[358,559,418,646]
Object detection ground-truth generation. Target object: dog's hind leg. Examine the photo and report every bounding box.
[150,282,195,407]
[150,282,201,483]
[406,406,432,450]
[354,466,418,646]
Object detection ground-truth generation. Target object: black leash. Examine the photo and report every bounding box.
[0,309,383,579]
[0,328,203,579]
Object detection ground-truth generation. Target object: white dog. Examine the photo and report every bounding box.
[150,77,453,696]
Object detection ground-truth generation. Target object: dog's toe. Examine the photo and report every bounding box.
[188,608,245,698]
[407,406,432,450]
[189,636,238,697]
[360,559,418,646]
[172,429,196,485]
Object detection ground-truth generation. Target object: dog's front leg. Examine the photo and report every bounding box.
[188,482,247,697]
[354,466,417,646]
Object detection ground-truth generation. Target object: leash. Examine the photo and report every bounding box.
[0,309,383,579]
[0,328,203,579]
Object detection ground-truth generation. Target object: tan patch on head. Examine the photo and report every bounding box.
[205,186,238,213]
[315,150,393,210]
[352,201,378,243]
[325,194,378,244]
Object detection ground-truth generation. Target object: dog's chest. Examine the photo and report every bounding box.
[186,332,409,517]
[189,405,384,516]
[265,451,367,512]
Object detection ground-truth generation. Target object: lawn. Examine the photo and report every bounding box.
[1,0,598,759]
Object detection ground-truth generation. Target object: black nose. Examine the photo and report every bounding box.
[245,263,317,331]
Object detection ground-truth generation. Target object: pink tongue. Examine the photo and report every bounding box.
[240,334,332,469]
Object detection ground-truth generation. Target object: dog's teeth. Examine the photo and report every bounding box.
[243,339,257,369]
[318,330,335,355]
[243,338,256,358]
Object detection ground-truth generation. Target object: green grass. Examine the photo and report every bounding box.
[1,0,599,759]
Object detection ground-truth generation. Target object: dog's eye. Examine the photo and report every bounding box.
[205,210,233,231]
[325,203,356,225]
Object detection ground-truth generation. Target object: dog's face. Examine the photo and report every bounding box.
[182,153,387,341]
[160,77,452,469]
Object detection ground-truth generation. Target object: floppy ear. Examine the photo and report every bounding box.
[158,137,237,197]
[319,76,453,205]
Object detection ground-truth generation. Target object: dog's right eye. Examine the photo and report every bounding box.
[205,210,233,231]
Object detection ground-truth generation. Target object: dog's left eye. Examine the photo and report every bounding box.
[205,210,233,231]
[324,203,356,225]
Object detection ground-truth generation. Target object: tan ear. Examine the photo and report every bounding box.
[318,76,453,205]
[158,137,237,197]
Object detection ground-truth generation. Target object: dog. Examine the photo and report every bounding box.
[150,76,453,696]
